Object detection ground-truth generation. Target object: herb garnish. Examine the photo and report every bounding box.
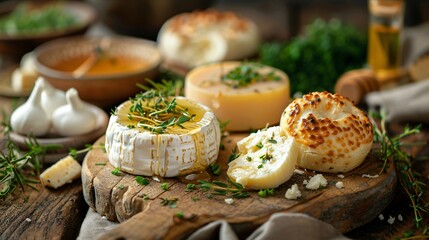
[186,183,196,191]
[120,80,195,134]
[198,180,249,198]
[260,150,273,163]
[0,109,59,198]
[207,163,221,176]
[370,110,427,232]
[136,176,150,186]
[161,197,178,208]
[111,168,121,176]
[227,147,240,163]
[258,188,275,198]
[221,63,280,88]
[160,182,170,191]
[175,211,184,219]
[69,143,105,159]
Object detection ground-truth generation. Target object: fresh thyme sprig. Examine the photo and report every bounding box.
[198,180,249,198]
[0,109,60,198]
[221,62,281,88]
[369,109,427,230]
[68,143,105,159]
[123,79,195,134]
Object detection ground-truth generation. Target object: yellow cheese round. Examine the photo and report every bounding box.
[185,61,290,132]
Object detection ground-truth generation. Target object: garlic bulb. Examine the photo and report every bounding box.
[52,88,97,136]
[10,79,50,136]
[39,77,67,119]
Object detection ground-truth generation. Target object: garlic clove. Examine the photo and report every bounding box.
[52,88,98,136]
[10,79,50,136]
[38,77,67,119]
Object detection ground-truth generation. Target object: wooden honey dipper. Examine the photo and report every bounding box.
[335,68,408,104]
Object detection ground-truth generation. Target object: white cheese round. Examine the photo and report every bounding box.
[105,97,221,177]
[185,61,290,132]
[157,10,260,69]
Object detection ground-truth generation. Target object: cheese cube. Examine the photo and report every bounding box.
[40,156,82,189]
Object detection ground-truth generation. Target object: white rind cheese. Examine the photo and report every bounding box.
[158,10,260,69]
[227,126,298,189]
[105,97,221,177]
[185,62,290,131]
[40,156,82,189]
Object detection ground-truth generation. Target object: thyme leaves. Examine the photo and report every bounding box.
[124,80,195,134]
[221,63,280,88]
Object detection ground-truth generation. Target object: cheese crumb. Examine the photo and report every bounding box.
[398,214,403,221]
[225,198,234,205]
[335,181,344,189]
[305,174,328,190]
[379,214,384,221]
[337,174,345,179]
[362,174,379,179]
[303,180,309,185]
[294,169,304,175]
[387,216,395,225]
[285,184,302,200]
[25,218,31,222]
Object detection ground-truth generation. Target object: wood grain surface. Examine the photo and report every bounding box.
[82,134,397,240]
[0,181,87,240]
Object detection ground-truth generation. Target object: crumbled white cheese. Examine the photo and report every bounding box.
[303,180,309,185]
[285,184,302,200]
[335,181,344,189]
[25,218,31,222]
[294,169,305,175]
[362,174,379,179]
[337,174,345,179]
[379,214,384,221]
[225,198,234,205]
[398,214,403,221]
[305,174,328,190]
[387,216,395,225]
[152,176,161,182]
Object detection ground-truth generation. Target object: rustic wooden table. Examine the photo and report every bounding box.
[1,91,428,239]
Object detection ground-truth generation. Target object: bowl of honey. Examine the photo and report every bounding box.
[33,36,161,109]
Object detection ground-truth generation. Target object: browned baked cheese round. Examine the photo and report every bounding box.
[157,10,260,69]
[280,91,373,173]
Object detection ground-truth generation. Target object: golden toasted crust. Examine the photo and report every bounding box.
[167,9,253,36]
[280,91,373,173]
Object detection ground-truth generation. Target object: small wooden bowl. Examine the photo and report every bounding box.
[33,36,161,109]
[9,104,109,163]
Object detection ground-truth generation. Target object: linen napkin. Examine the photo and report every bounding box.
[77,209,350,240]
[365,78,429,123]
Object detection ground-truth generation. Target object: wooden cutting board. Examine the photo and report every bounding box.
[82,134,396,240]
[0,181,87,240]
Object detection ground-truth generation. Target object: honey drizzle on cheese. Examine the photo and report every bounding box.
[106,97,220,177]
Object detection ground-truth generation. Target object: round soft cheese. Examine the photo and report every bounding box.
[157,10,260,69]
[105,96,221,177]
[185,61,290,132]
[280,91,373,173]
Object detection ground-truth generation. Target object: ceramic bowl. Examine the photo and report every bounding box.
[33,35,161,109]
[0,1,97,61]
